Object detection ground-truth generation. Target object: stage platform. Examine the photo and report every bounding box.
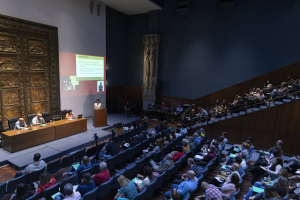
[0,113,140,170]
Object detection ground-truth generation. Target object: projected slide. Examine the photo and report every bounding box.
[59,52,106,98]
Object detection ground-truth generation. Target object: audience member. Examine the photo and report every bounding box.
[195,181,222,200]
[68,156,92,175]
[10,183,34,200]
[150,153,174,174]
[114,175,138,200]
[106,139,120,156]
[136,166,154,190]
[165,171,198,199]
[173,158,200,184]
[93,162,110,187]
[76,173,95,196]
[63,183,81,200]
[35,173,56,194]
[193,132,201,146]
[15,153,46,178]
[14,118,28,130]
[182,139,190,153]
[172,146,185,162]
[221,173,239,200]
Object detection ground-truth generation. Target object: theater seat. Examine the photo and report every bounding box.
[27,114,37,126]
[97,178,113,199]
[60,174,78,194]
[80,187,98,200]
[7,174,28,193]
[7,117,18,130]
[42,112,50,123]
[0,182,6,199]
[41,183,60,200]
[133,188,146,200]
[144,178,157,199]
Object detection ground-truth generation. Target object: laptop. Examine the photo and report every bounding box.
[78,114,83,119]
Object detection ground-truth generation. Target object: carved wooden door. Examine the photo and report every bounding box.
[0,15,60,128]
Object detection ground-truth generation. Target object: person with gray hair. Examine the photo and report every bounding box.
[92,162,110,187]
[14,118,28,130]
[195,181,222,200]
[149,153,174,174]
[173,158,201,184]
[63,183,81,200]
[182,139,190,153]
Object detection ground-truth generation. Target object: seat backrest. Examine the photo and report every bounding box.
[97,178,113,199]
[152,151,162,162]
[106,155,117,171]
[7,174,28,194]
[123,163,136,180]
[42,112,51,123]
[202,166,209,177]
[60,154,74,169]
[27,114,37,126]
[26,193,40,200]
[92,164,100,175]
[132,187,146,200]
[0,182,7,199]
[78,167,93,183]
[27,167,45,184]
[133,144,141,156]
[60,174,78,194]
[143,154,153,167]
[134,159,144,174]
[182,193,190,200]
[115,152,125,165]
[41,183,60,200]
[172,158,182,174]
[61,110,67,119]
[7,117,18,130]
[111,170,125,190]
[81,186,98,200]
[47,158,61,174]
[143,178,157,199]
[155,171,166,189]
[74,148,86,163]
[0,119,5,132]
[164,165,174,181]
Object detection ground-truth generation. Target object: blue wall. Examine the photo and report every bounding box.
[108,0,300,99]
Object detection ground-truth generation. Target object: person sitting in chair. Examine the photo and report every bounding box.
[31,113,45,126]
[14,118,28,130]
[66,109,75,120]
[14,153,46,178]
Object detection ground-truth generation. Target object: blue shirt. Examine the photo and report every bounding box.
[177,177,198,196]
[69,162,92,175]
[176,107,183,113]
[238,166,244,176]
[180,128,188,135]
[200,110,208,117]
[14,121,27,130]
[119,181,138,200]
[76,181,95,196]
[194,138,201,146]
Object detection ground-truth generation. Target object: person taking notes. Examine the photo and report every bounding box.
[14,118,28,130]
[31,113,45,126]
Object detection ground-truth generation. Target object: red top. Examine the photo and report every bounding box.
[173,152,184,162]
[161,105,166,110]
[202,152,216,163]
[93,169,110,187]
[35,177,56,194]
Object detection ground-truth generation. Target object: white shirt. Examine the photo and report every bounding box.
[94,103,101,109]
[31,116,45,126]
[63,191,81,200]
[140,177,150,189]
[268,165,282,175]
[241,159,247,169]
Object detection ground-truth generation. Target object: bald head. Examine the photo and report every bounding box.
[19,118,25,123]
[37,113,42,118]
[201,181,209,190]
[186,170,195,180]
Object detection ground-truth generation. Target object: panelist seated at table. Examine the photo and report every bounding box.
[94,99,102,110]
[66,109,75,120]
[14,118,28,130]
[31,113,46,126]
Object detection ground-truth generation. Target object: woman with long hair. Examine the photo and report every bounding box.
[35,173,56,194]
[11,183,34,200]
[66,109,75,119]
[249,185,281,200]
[114,175,138,200]
[221,173,239,200]
[137,166,154,190]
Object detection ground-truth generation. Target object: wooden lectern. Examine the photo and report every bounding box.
[93,108,107,127]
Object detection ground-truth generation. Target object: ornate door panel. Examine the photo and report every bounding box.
[0,15,60,127]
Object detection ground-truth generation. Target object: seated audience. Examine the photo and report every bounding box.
[130,136,139,147]
[136,166,154,190]
[68,156,92,175]
[35,173,56,194]
[172,146,185,162]
[173,158,200,184]
[155,124,160,134]
[31,113,45,126]
[193,132,201,146]
[149,138,164,154]
[105,139,120,156]
[195,181,222,200]
[188,136,195,148]
[139,131,147,141]
[221,173,239,200]
[63,183,81,200]
[114,175,138,200]
[182,139,190,153]
[92,162,110,187]
[76,173,95,196]
[170,129,177,139]
[150,153,174,174]
[180,124,188,135]
[197,145,217,166]
[15,153,46,178]
[176,104,183,114]
[169,188,181,200]
[248,185,282,200]
[14,118,28,130]
[10,183,34,200]
[165,171,198,199]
